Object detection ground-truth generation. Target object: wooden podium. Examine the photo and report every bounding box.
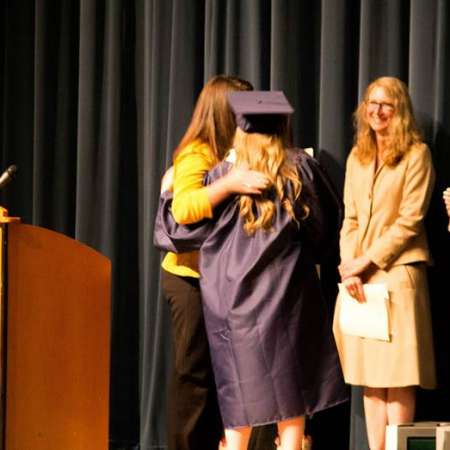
[0,208,111,450]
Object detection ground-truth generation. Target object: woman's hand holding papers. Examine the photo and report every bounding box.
[342,275,366,303]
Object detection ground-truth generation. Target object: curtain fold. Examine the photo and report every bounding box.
[318,0,360,187]
[1,1,450,449]
[358,0,410,95]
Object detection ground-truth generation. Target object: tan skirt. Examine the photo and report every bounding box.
[332,263,436,388]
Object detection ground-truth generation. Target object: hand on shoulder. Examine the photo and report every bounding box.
[220,165,270,195]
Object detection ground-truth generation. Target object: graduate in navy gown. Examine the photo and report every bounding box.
[154,91,347,450]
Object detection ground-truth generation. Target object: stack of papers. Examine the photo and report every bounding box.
[338,283,390,341]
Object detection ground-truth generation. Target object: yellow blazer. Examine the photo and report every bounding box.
[340,143,435,269]
[161,140,216,278]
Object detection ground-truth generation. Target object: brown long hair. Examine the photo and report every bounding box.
[234,123,308,235]
[174,75,253,162]
[353,76,423,166]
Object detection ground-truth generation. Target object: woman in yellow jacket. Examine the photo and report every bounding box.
[333,77,436,450]
[160,75,269,450]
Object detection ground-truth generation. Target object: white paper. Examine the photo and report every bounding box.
[338,283,390,341]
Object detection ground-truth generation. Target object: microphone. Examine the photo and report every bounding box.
[0,165,18,189]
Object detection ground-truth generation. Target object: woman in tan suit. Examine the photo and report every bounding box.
[333,77,436,450]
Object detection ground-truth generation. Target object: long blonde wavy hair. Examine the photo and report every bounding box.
[233,124,308,235]
[353,77,423,166]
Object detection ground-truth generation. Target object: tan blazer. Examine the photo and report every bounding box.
[340,143,435,269]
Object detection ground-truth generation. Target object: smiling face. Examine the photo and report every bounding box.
[365,86,396,136]
[354,77,422,166]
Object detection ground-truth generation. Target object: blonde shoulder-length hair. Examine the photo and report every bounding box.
[353,76,423,166]
[233,124,308,235]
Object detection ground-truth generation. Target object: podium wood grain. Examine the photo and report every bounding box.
[5,224,110,450]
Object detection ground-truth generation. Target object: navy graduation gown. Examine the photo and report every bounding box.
[154,150,348,428]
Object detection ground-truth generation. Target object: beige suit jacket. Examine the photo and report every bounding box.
[340,143,435,269]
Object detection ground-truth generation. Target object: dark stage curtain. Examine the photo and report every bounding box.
[1,1,450,449]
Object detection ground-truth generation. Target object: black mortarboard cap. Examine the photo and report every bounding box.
[228,90,294,133]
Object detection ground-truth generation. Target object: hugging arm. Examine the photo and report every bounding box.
[153,191,213,253]
[155,160,269,253]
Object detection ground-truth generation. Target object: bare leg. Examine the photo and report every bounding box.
[276,416,305,450]
[363,387,387,450]
[387,386,416,424]
[223,426,252,450]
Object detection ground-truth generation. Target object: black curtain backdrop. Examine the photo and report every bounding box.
[1,1,450,449]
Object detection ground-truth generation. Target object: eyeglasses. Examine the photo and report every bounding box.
[366,100,395,113]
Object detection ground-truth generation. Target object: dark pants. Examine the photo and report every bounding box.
[161,270,223,450]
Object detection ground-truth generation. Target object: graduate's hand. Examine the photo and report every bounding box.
[339,256,372,279]
[342,275,366,303]
[161,166,174,193]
